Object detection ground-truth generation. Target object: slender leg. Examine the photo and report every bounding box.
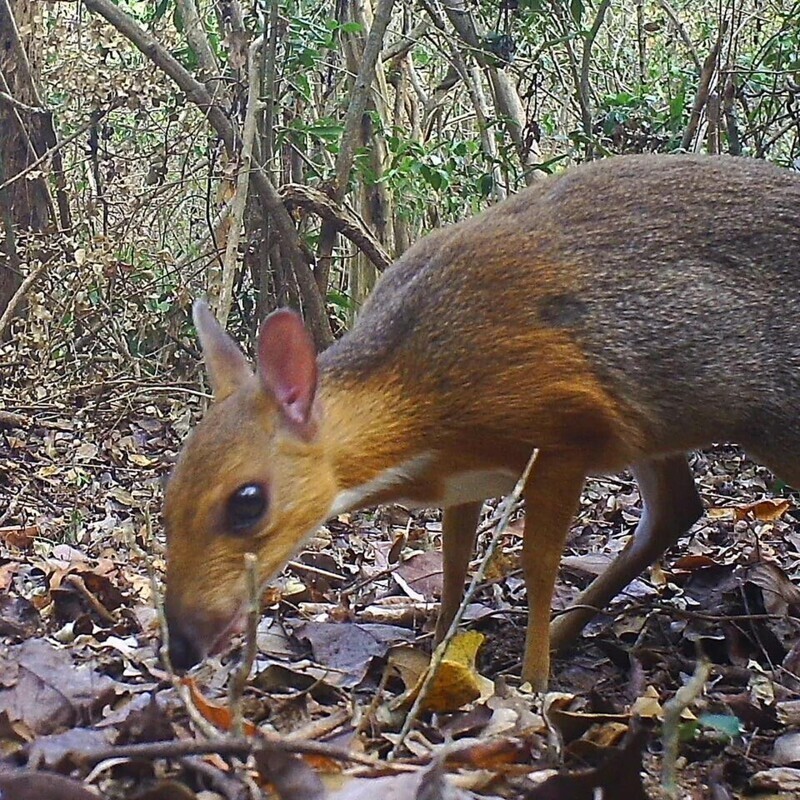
[435,501,483,644]
[550,454,703,652]
[521,452,588,691]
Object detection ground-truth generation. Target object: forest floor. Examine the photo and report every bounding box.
[1,365,800,799]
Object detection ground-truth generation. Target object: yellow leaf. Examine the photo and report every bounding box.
[128,452,157,467]
[420,659,483,712]
[631,685,663,720]
[391,631,490,713]
[442,630,484,666]
[707,506,735,520]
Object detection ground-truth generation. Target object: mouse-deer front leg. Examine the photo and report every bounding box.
[521,452,587,691]
[435,501,483,644]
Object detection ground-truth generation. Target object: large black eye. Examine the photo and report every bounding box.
[226,483,268,532]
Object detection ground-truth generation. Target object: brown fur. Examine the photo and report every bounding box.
[164,154,800,686]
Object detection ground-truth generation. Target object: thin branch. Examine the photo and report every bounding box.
[467,64,505,201]
[662,659,711,797]
[228,553,260,737]
[174,199,232,273]
[316,0,397,292]
[382,20,430,62]
[656,0,702,70]
[0,0,45,105]
[0,260,48,340]
[150,566,221,741]
[0,101,119,195]
[722,73,741,155]
[332,0,397,202]
[636,0,646,85]
[681,26,726,151]
[175,0,222,82]
[216,35,264,328]
[438,0,542,181]
[0,90,48,115]
[76,735,379,768]
[579,0,612,150]
[0,1,61,226]
[82,0,233,149]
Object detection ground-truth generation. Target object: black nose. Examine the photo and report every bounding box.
[167,627,203,672]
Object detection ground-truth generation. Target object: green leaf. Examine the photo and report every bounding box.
[420,164,440,189]
[173,44,198,70]
[171,3,183,32]
[305,121,345,140]
[570,0,584,25]
[698,713,744,741]
[477,172,495,197]
[298,47,320,68]
[668,92,686,128]
[678,720,701,742]
[150,0,171,23]
[327,290,353,310]
[414,50,431,67]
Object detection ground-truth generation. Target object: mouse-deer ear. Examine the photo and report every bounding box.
[257,309,318,438]
[193,300,252,401]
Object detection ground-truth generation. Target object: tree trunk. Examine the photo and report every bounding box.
[0,0,54,319]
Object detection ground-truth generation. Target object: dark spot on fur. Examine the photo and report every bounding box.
[537,293,588,328]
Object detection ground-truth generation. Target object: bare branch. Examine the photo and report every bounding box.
[0,108,113,194]
[681,26,726,151]
[332,0,397,201]
[578,0,612,154]
[662,659,711,797]
[280,183,392,272]
[438,0,543,182]
[0,260,48,340]
[0,90,48,115]
[316,0,397,293]
[216,36,264,327]
[656,0,702,70]
[390,448,540,757]
[382,20,430,63]
[175,0,222,83]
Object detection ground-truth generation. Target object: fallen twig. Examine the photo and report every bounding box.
[662,657,711,797]
[76,733,379,767]
[229,552,260,736]
[150,537,220,740]
[64,575,118,625]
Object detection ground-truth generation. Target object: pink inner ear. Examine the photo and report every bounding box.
[257,309,318,430]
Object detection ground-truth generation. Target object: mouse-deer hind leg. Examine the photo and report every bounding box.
[550,454,703,652]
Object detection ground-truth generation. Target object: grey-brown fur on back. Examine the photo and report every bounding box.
[322,155,800,461]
